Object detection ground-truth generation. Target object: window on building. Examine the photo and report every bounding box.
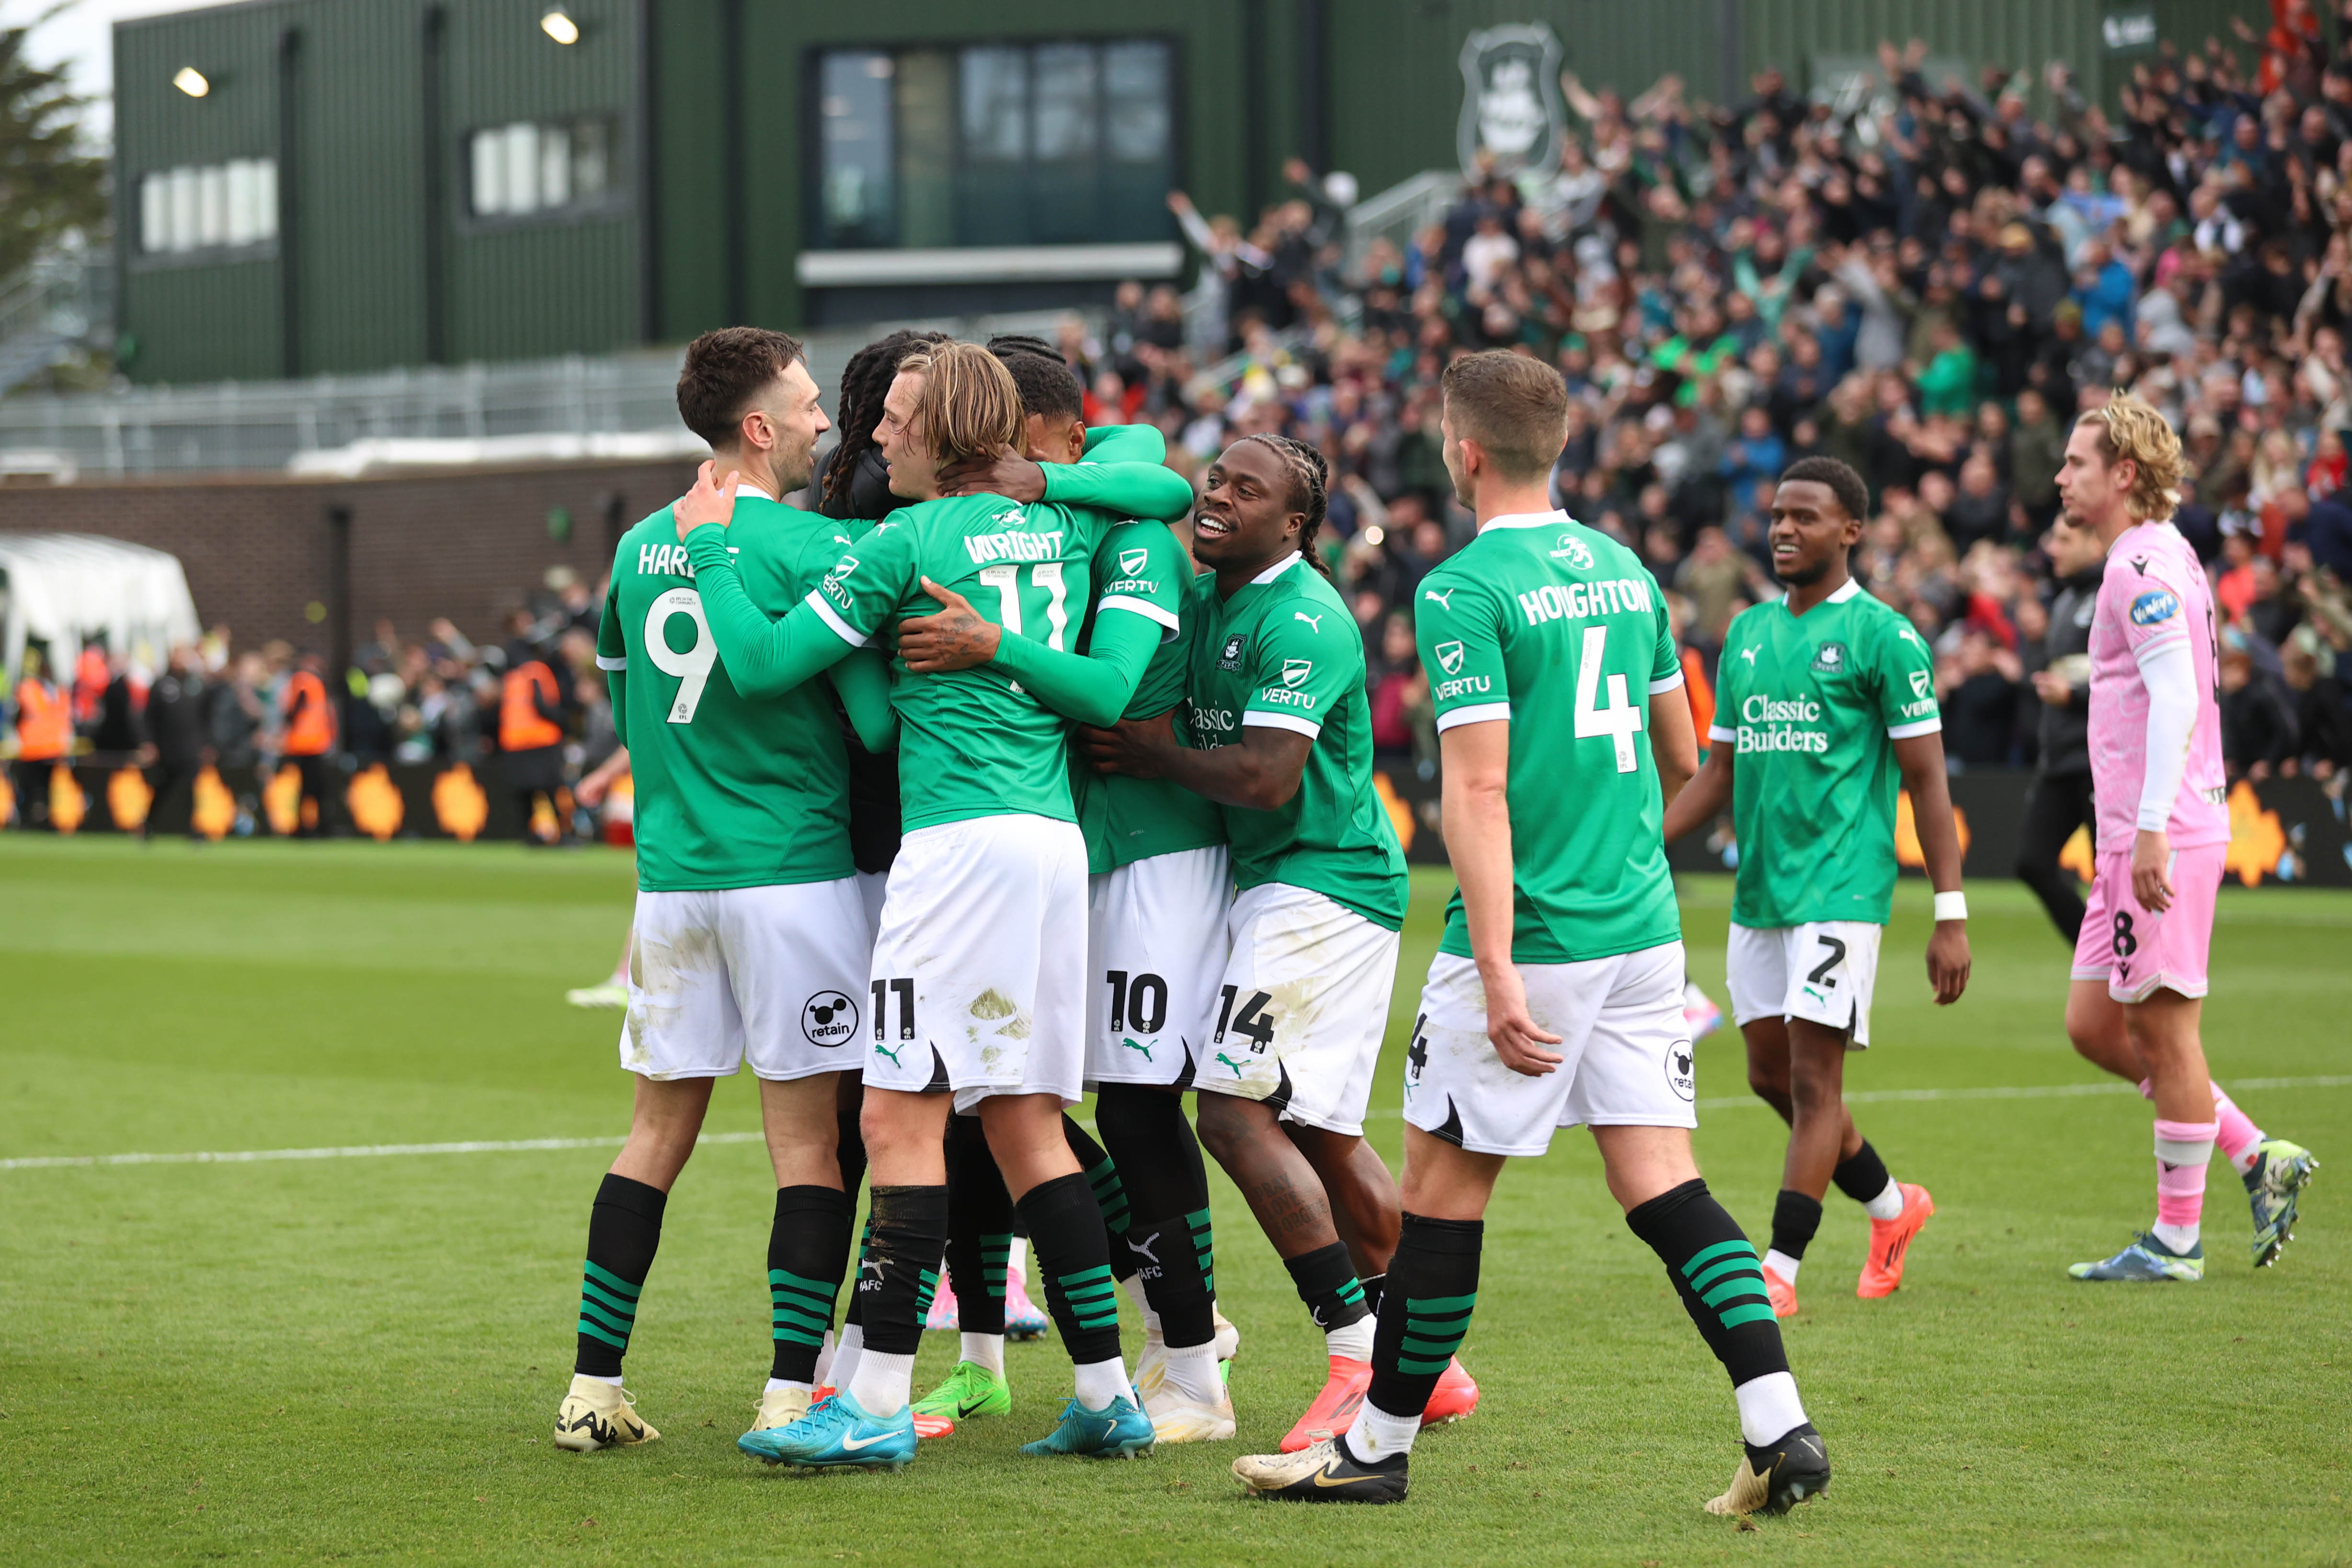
[813,38,1174,251]
[138,159,277,255]
[468,117,617,219]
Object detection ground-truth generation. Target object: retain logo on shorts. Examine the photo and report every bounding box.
[2129,589,2181,626]
[1664,1039,1696,1102]
[802,990,859,1047]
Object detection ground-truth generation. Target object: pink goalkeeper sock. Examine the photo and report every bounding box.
[2210,1090,2264,1173]
[2141,1079,2264,1174]
[2153,1119,2219,1228]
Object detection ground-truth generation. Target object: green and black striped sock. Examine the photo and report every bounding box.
[1017,1170,1126,1366]
[1627,1178,1791,1386]
[1284,1240,1370,1333]
[1062,1114,1136,1283]
[574,1173,665,1378]
[1367,1212,1480,1419]
[766,1185,851,1384]
[1187,1206,1216,1299]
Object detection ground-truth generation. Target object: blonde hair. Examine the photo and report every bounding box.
[894,342,1023,466]
[2076,394,2184,520]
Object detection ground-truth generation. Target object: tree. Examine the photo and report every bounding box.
[0,6,106,282]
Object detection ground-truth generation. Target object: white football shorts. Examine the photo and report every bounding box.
[862,813,1089,1111]
[620,878,873,1082]
[1085,846,1233,1089]
[1193,882,1399,1137]
[1724,920,1884,1048]
[1402,942,1698,1156]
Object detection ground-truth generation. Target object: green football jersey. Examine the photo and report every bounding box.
[804,492,1116,832]
[1417,513,1685,963]
[1185,552,1408,930]
[1073,521,1225,873]
[1711,577,1942,927]
[598,496,859,891]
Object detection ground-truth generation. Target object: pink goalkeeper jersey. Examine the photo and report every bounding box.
[2086,519,2228,854]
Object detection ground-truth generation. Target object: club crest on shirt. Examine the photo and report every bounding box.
[1281,658,1313,687]
[1550,532,1595,570]
[1217,634,1246,671]
[1809,640,1849,674]
[2129,589,2180,626]
[1436,640,1466,676]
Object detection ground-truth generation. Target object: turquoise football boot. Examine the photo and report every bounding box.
[737,1391,916,1470]
[1019,1395,1155,1459]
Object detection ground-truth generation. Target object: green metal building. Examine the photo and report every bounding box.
[115,0,2265,384]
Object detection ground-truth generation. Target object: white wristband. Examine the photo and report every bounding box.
[1933,891,1968,922]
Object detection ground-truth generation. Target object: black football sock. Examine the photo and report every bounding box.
[1095,1086,1217,1347]
[1016,1171,1125,1371]
[1358,1272,1388,1316]
[943,1113,1014,1337]
[1364,1213,1480,1423]
[1627,1178,1793,1391]
[1831,1141,1892,1205]
[855,1185,948,1357]
[1768,1190,1824,1267]
[767,1185,852,1384]
[1284,1239,1371,1336]
[574,1173,666,1378]
[1062,1114,1136,1282]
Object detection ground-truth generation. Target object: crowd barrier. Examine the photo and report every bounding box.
[8,757,2348,889]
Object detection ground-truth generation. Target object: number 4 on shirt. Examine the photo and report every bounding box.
[1573,624,1643,772]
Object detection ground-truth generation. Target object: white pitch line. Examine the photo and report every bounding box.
[6,1077,2348,1173]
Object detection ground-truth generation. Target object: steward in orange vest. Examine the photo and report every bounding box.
[279,653,338,836]
[499,622,573,842]
[11,648,70,829]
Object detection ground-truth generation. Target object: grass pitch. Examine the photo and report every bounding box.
[1,837,2347,1566]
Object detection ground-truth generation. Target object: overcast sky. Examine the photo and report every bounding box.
[12,0,215,144]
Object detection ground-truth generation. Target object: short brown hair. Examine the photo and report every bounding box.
[675,327,805,446]
[2076,395,2184,520]
[1440,350,1569,481]
[894,341,1024,465]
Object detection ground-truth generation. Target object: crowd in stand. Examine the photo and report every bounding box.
[1077,27,2352,785]
[2,568,618,834]
[19,27,2352,828]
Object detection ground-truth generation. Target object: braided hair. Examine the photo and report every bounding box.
[820,327,951,516]
[1236,432,1336,580]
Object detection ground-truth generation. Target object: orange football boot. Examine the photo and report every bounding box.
[1419,1356,1479,1426]
[1856,1182,1935,1298]
[1279,1355,1372,1453]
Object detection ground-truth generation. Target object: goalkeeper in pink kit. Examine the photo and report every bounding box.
[2056,397,2317,1282]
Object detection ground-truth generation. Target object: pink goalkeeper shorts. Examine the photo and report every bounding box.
[2070,842,2225,1004]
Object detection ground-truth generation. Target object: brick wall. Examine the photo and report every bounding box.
[0,459,699,652]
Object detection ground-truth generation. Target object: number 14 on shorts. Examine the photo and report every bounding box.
[1213,984,1276,1054]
